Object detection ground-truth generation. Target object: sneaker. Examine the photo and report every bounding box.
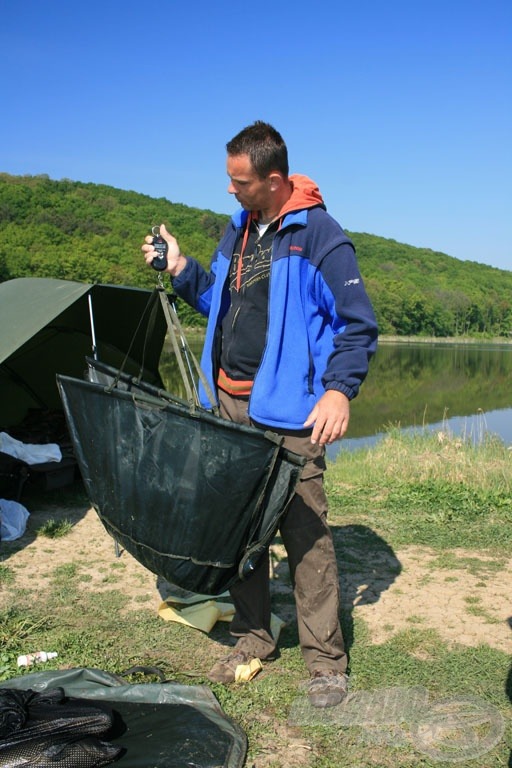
[207,650,254,684]
[307,671,349,708]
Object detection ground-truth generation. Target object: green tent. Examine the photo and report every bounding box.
[0,278,167,429]
[1,667,247,767]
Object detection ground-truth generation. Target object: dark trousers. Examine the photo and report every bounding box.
[218,389,347,675]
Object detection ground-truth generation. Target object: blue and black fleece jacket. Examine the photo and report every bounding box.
[172,174,378,431]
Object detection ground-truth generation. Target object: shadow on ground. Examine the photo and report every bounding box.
[334,524,402,654]
[0,477,89,558]
[259,524,401,658]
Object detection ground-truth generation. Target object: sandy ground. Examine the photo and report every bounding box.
[3,503,510,653]
[348,545,512,653]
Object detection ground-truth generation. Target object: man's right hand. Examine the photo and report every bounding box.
[141,223,187,277]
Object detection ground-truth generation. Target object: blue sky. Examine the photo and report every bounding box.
[1,0,510,271]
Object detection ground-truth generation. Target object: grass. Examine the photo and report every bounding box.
[0,427,511,767]
[36,517,74,538]
[0,563,14,584]
[427,552,507,576]
[326,426,512,552]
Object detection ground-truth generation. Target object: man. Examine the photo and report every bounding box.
[143,121,378,708]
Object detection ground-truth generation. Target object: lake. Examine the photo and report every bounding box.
[329,340,512,457]
[159,337,512,455]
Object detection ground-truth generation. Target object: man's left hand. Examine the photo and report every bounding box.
[304,390,350,445]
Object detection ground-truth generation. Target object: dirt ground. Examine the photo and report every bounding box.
[4,503,510,652]
[2,502,511,766]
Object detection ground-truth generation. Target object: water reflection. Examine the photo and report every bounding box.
[348,342,512,438]
[159,337,512,450]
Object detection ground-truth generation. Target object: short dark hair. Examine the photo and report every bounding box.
[226,121,289,179]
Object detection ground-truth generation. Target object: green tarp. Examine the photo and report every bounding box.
[1,667,247,767]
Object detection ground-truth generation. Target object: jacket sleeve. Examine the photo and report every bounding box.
[172,254,218,317]
[316,241,378,400]
[171,223,233,317]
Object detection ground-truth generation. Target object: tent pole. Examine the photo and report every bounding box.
[87,294,98,360]
[88,292,120,558]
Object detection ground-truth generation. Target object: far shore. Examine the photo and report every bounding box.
[176,329,512,347]
[378,335,512,346]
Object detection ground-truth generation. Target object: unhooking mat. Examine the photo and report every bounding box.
[57,359,305,596]
[1,667,247,767]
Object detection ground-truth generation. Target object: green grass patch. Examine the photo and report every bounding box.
[327,429,512,553]
[0,607,53,648]
[427,551,506,575]
[36,518,74,538]
[0,564,15,584]
[52,562,79,580]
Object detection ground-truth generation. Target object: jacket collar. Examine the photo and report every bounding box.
[231,174,325,231]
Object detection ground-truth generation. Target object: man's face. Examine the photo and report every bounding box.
[226,153,272,211]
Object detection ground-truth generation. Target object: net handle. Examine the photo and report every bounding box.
[157,287,219,414]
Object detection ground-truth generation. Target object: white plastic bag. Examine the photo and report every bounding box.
[0,432,62,465]
[0,498,30,541]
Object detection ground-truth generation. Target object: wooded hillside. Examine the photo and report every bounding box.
[1,172,511,336]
